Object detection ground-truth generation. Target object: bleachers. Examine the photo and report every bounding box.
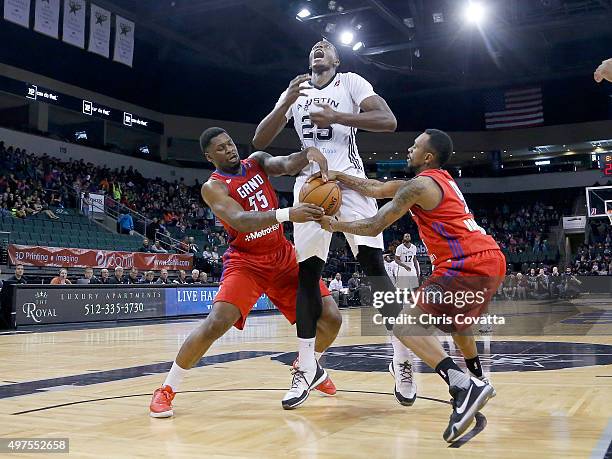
[0,210,143,252]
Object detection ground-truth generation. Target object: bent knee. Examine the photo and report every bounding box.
[321,297,342,328]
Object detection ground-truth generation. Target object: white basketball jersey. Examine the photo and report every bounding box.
[384,260,399,284]
[275,72,377,179]
[395,243,418,276]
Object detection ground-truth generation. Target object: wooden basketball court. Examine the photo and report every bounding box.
[1,305,611,458]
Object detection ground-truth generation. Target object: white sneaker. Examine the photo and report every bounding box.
[389,360,417,406]
[282,363,327,410]
[478,375,496,397]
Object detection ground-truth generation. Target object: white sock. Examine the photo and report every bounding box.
[163,361,189,392]
[391,335,414,363]
[298,338,316,371]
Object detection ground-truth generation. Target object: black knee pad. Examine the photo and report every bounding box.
[296,256,325,339]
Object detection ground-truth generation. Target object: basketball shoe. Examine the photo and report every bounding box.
[149,385,175,418]
[282,363,328,410]
[389,359,417,406]
[443,377,495,443]
[478,375,496,397]
[292,358,336,396]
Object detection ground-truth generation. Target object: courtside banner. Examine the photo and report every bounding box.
[14,285,167,325]
[166,287,274,316]
[8,244,193,270]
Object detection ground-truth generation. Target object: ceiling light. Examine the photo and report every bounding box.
[464,1,485,25]
[352,41,364,51]
[340,30,354,45]
[296,8,311,19]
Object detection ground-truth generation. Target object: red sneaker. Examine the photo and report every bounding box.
[149,386,175,418]
[315,376,337,396]
[293,357,337,396]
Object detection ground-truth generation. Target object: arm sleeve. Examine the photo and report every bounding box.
[273,90,293,121]
[346,72,377,107]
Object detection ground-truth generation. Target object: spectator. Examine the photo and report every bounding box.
[198,271,208,283]
[173,270,188,284]
[329,273,343,292]
[118,212,134,235]
[188,269,200,284]
[329,272,343,306]
[156,269,171,284]
[50,268,72,285]
[549,266,563,297]
[109,266,126,284]
[140,271,156,284]
[534,268,550,299]
[78,267,100,284]
[202,246,212,261]
[347,272,361,305]
[140,239,152,253]
[187,237,200,255]
[502,273,516,300]
[562,267,582,298]
[8,264,28,284]
[100,268,110,284]
[150,240,168,254]
[515,273,527,300]
[127,267,140,284]
[82,192,93,218]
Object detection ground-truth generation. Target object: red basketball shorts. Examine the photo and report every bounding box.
[214,240,331,329]
[415,249,506,332]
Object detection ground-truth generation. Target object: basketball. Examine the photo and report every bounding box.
[299,178,342,216]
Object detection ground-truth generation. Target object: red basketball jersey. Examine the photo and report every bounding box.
[409,169,499,266]
[209,158,285,254]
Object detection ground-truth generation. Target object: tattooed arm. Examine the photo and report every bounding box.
[307,171,404,199]
[319,176,429,236]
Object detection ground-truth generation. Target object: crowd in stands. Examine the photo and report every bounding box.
[4,264,211,286]
[571,220,612,275]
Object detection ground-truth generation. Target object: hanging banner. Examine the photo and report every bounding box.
[62,0,85,48]
[33,0,60,38]
[113,15,134,67]
[3,0,31,28]
[8,244,194,271]
[88,3,111,58]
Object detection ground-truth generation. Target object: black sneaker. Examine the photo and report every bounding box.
[389,361,417,406]
[443,377,494,443]
[282,363,327,410]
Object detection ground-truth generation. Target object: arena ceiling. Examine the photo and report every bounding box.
[97,0,612,93]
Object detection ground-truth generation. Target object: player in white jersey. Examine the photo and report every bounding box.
[383,253,399,286]
[254,40,416,409]
[395,233,420,290]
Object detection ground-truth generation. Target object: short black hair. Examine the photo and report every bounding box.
[199,127,227,154]
[424,129,453,167]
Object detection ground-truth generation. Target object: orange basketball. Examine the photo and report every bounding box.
[299,178,342,216]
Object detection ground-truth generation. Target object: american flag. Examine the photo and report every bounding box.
[484,87,544,129]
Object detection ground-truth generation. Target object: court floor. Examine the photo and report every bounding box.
[0,306,611,458]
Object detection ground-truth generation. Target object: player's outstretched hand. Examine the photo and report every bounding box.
[319,215,337,232]
[282,74,312,105]
[305,147,329,181]
[594,58,612,83]
[306,170,339,183]
[309,103,338,128]
[289,204,325,223]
